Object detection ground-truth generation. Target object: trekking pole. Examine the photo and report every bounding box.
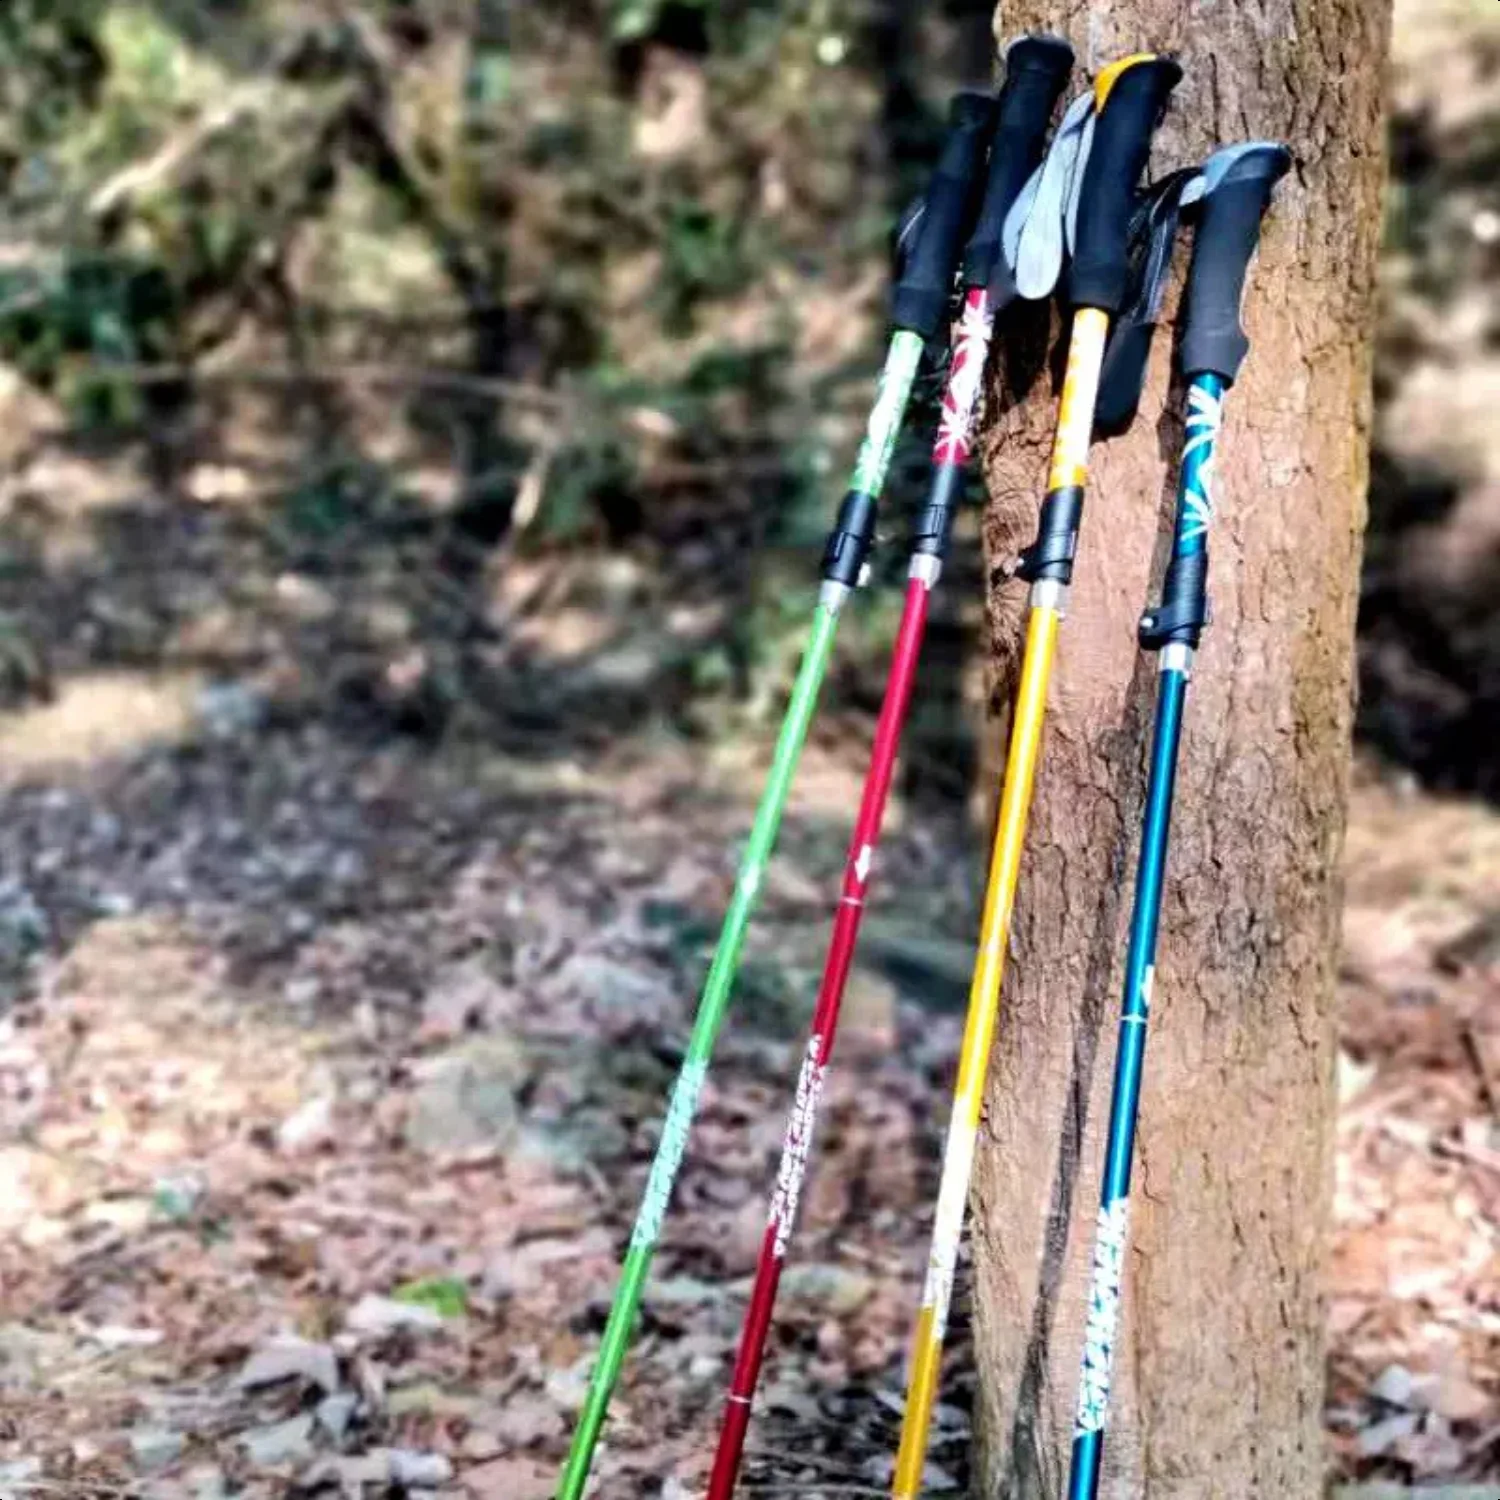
[888,54,1184,1499]
[553,92,996,1500]
[702,37,1076,1500]
[1064,140,1291,1500]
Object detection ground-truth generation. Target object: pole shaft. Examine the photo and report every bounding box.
[1064,370,1226,1499]
[708,576,931,1499]
[555,332,923,1500]
[891,309,1110,1497]
[708,294,997,1499]
[1066,668,1185,1500]
[891,599,1059,1499]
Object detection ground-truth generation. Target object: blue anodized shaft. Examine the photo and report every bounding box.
[1066,371,1226,1500]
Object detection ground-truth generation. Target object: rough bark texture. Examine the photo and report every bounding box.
[970,3,1389,1496]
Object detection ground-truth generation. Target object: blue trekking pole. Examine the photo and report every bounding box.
[1065,140,1292,1500]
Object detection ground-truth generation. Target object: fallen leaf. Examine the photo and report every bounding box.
[1356,1410,1420,1457]
[129,1426,185,1471]
[277,1096,335,1154]
[1415,1370,1494,1425]
[459,1428,503,1461]
[85,1323,163,1349]
[495,1391,563,1447]
[419,963,511,1042]
[386,1381,481,1418]
[240,1412,315,1468]
[1394,1413,1466,1473]
[775,1262,874,1316]
[315,1391,359,1441]
[1370,1363,1415,1408]
[81,1197,153,1233]
[463,1456,552,1499]
[237,1335,340,1396]
[346,1293,445,1336]
[389,1449,454,1486]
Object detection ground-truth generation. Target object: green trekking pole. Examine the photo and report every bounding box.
[554,90,996,1500]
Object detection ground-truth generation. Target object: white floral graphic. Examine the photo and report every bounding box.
[630,1059,709,1249]
[934,295,993,463]
[768,1035,827,1257]
[1074,1197,1131,1435]
[1181,382,1223,541]
[853,335,924,495]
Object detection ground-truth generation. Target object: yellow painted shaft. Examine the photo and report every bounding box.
[891,606,1057,1498]
[1047,308,1109,491]
[891,311,1109,1497]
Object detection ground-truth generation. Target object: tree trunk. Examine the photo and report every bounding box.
[970,3,1388,1496]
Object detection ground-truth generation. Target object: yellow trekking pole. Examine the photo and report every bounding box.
[890,52,1183,1498]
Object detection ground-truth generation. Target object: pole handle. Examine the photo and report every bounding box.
[891,91,995,338]
[962,34,1075,289]
[1066,55,1182,313]
[1179,143,1291,382]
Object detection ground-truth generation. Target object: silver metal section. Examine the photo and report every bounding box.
[1029,578,1069,614]
[1159,642,1195,676]
[909,554,943,587]
[818,580,852,614]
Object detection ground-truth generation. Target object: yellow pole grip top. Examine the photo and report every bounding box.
[1094,51,1162,108]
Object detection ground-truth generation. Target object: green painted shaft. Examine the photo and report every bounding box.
[555,605,837,1500]
[555,332,922,1500]
[855,330,926,494]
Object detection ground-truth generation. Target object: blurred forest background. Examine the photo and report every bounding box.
[0,2,1496,1497]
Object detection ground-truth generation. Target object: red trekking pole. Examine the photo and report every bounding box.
[703,35,1075,1498]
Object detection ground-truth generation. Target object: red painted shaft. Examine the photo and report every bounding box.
[706,574,933,1498]
[707,287,995,1495]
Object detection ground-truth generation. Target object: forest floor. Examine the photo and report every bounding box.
[0,532,1495,1499]
[2,3,1498,1489]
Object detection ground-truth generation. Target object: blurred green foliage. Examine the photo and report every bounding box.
[0,0,993,729]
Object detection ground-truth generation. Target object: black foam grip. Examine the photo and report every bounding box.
[1066,58,1183,313]
[1180,152,1290,382]
[891,91,995,337]
[961,35,1074,288]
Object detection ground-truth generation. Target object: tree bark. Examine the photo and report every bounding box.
[970,3,1389,1496]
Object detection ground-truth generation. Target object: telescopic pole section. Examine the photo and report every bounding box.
[889,52,1183,1496]
[1064,370,1215,1500]
[890,305,1105,1500]
[1062,139,1289,1500]
[707,564,931,1500]
[553,333,918,1500]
